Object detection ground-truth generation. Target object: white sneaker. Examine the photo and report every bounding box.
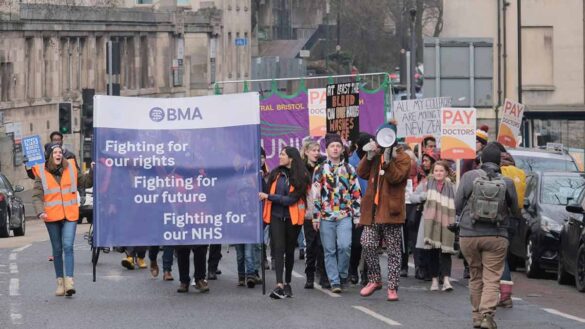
[442,280,453,292]
[430,278,439,291]
[191,277,196,287]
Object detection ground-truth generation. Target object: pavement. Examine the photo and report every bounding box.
[1,220,585,329]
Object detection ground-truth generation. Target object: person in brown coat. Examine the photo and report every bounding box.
[357,139,411,301]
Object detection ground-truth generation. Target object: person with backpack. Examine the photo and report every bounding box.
[455,142,520,329]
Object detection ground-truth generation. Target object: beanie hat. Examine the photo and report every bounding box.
[476,125,489,145]
[45,142,63,160]
[325,133,343,148]
[422,148,440,164]
[480,142,501,165]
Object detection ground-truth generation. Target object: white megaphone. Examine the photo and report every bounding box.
[375,123,397,148]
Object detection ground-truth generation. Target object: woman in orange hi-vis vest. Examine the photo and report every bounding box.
[259,146,310,299]
[32,143,93,297]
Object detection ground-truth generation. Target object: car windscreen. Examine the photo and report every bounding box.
[541,175,585,206]
[514,155,579,172]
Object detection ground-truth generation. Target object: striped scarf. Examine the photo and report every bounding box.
[422,177,456,254]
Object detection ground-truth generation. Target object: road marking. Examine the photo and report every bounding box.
[9,278,20,296]
[12,244,31,253]
[9,253,17,261]
[10,303,23,325]
[511,297,522,301]
[9,263,18,274]
[352,305,402,326]
[542,308,585,324]
[290,270,341,298]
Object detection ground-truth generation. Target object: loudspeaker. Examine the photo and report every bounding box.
[375,123,397,148]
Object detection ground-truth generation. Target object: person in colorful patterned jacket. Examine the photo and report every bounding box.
[312,133,361,293]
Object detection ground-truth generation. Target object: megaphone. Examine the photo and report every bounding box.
[375,122,397,148]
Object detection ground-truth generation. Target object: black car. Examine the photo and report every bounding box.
[558,190,585,292]
[509,171,585,277]
[0,173,26,238]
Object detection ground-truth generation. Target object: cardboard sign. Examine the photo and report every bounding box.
[440,108,477,160]
[497,99,525,148]
[326,82,360,141]
[308,88,327,137]
[22,135,44,168]
[394,97,451,138]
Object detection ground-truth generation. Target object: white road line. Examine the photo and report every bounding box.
[9,253,17,261]
[352,305,402,326]
[511,297,522,301]
[9,278,20,296]
[291,270,341,298]
[12,244,31,253]
[10,303,23,325]
[9,263,18,274]
[542,308,585,324]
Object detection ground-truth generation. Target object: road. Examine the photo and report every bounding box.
[1,220,584,329]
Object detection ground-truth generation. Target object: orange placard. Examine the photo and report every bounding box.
[308,88,327,137]
[440,108,477,160]
[497,99,524,148]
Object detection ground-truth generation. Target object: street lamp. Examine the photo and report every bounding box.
[409,8,417,100]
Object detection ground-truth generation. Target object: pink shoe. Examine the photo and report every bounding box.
[387,288,399,301]
[360,282,383,297]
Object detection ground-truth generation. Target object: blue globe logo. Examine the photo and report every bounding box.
[149,107,165,122]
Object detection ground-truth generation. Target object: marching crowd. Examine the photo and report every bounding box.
[32,123,524,329]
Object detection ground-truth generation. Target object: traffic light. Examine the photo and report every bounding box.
[82,88,95,137]
[58,103,72,134]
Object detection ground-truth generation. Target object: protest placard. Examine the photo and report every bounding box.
[393,97,451,138]
[497,99,525,148]
[22,135,44,167]
[326,82,360,141]
[308,88,327,137]
[440,107,477,160]
[94,93,262,246]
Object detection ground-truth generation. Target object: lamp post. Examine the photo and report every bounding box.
[409,8,417,100]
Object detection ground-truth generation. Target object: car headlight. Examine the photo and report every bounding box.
[540,216,563,233]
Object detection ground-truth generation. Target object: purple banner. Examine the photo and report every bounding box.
[359,89,386,135]
[261,93,309,169]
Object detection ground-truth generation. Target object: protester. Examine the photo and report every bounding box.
[261,147,311,299]
[348,133,373,285]
[410,160,457,292]
[176,245,210,293]
[300,140,329,289]
[32,143,93,296]
[456,142,520,329]
[312,133,361,293]
[357,134,411,301]
[149,246,174,281]
[402,145,420,278]
[235,243,261,288]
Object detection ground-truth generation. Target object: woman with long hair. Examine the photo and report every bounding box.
[260,147,310,299]
[410,160,457,292]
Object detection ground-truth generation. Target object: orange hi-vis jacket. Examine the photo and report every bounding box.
[262,177,306,226]
[37,159,79,222]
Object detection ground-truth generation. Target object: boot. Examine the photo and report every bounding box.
[150,260,159,278]
[163,271,174,281]
[497,282,514,308]
[121,256,135,270]
[136,257,147,269]
[480,313,497,329]
[64,277,76,296]
[55,278,65,296]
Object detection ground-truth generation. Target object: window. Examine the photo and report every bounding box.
[140,36,149,88]
[522,26,554,88]
[0,62,13,102]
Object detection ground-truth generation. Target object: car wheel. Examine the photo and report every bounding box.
[525,236,542,278]
[576,244,585,292]
[0,211,10,238]
[557,250,572,285]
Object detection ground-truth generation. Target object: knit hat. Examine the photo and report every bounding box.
[480,142,501,165]
[45,142,63,160]
[476,125,489,145]
[422,148,440,164]
[325,133,343,148]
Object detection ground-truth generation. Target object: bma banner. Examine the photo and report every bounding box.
[497,99,525,148]
[326,82,360,141]
[261,92,308,169]
[440,107,477,160]
[308,88,327,137]
[93,93,262,247]
[394,97,452,139]
[22,135,44,168]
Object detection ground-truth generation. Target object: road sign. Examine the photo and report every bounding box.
[235,38,247,46]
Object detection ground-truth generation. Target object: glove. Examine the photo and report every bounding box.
[364,139,378,160]
[383,147,392,164]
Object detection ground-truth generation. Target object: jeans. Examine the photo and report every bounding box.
[235,244,259,277]
[297,226,305,250]
[501,256,512,282]
[149,246,174,272]
[46,220,77,278]
[320,217,352,285]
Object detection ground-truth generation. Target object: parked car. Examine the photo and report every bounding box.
[0,173,26,238]
[78,187,93,224]
[509,171,585,277]
[558,189,585,292]
[508,148,578,173]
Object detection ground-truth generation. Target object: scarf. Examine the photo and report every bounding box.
[422,177,456,254]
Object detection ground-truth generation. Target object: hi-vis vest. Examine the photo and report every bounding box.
[38,159,79,222]
[262,175,306,225]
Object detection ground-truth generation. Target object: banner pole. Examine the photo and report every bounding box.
[456,160,461,190]
[261,243,266,295]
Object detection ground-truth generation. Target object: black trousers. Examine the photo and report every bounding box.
[177,245,208,284]
[270,217,301,284]
[125,246,147,258]
[207,244,222,273]
[304,220,326,281]
[427,249,452,278]
[402,204,420,270]
[349,224,364,278]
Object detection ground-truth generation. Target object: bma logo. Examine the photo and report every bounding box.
[149,107,203,122]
